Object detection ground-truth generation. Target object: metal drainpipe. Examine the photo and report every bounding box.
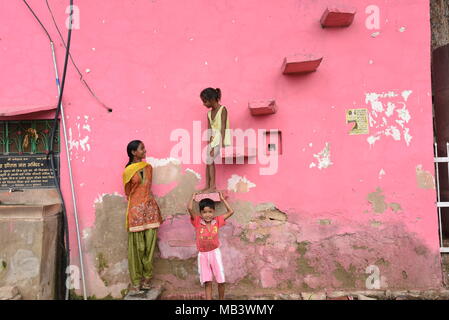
[50,41,87,300]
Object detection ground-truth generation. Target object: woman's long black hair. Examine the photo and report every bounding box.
[126,140,143,167]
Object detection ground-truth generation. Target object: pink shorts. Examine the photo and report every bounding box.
[197,247,225,284]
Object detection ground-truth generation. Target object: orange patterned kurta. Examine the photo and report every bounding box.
[124,164,162,232]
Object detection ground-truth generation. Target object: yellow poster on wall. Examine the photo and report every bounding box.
[346,108,369,135]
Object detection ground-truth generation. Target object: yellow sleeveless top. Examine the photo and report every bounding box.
[208,105,231,148]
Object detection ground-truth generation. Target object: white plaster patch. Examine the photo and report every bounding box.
[310,143,333,170]
[227,174,256,193]
[371,31,380,38]
[147,157,181,168]
[404,128,412,146]
[365,90,413,146]
[367,135,381,146]
[396,104,411,124]
[82,228,90,240]
[185,168,201,180]
[69,117,92,153]
[385,102,396,117]
[94,192,123,205]
[85,68,91,73]
[401,90,413,101]
[384,125,401,141]
[68,128,91,152]
[399,27,406,32]
[379,169,386,179]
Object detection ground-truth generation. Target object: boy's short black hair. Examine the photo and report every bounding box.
[199,198,215,211]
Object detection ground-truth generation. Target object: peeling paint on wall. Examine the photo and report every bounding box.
[147,157,182,185]
[147,157,181,168]
[310,143,333,169]
[94,192,123,205]
[185,168,201,180]
[81,190,442,298]
[227,174,256,193]
[367,188,402,214]
[155,167,201,217]
[367,188,388,213]
[416,165,436,189]
[365,90,413,147]
[389,203,402,212]
[68,129,90,152]
[68,116,92,153]
[370,220,383,228]
[85,193,130,297]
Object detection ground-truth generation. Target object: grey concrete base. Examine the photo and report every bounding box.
[124,287,162,300]
[0,201,62,300]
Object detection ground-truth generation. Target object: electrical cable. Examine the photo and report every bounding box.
[22,0,88,300]
[47,0,88,301]
[45,0,112,113]
[21,0,70,300]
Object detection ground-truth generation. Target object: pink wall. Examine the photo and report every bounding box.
[1,0,443,296]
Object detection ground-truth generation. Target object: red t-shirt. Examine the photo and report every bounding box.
[191,215,226,252]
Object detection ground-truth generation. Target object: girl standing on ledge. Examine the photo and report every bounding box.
[123,140,162,295]
[200,87,231,192]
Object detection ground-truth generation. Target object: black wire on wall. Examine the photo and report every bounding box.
[22,0,74,300]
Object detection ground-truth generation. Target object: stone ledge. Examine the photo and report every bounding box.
[320,6,356,28]
[282,54,323,74]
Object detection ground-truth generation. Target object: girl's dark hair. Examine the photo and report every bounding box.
[126,140,143,167]
[199,198,215,211]
[200,87,221,102]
